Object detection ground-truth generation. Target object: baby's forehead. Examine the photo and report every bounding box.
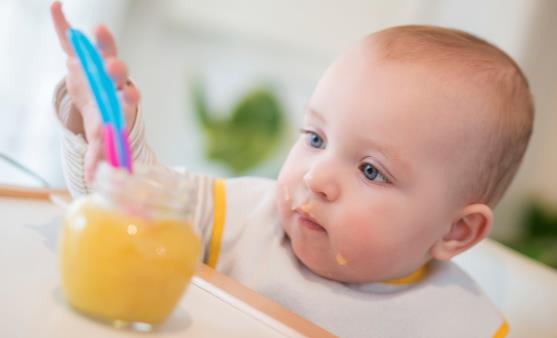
[351,38,485,87]
[319,51,492,158]
[340,37,506,119]
[332,48,479,114]
[319,26,526,137]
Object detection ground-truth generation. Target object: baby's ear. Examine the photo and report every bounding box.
[430,204,493,261]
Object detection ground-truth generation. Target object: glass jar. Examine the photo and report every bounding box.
[59,162,201,331]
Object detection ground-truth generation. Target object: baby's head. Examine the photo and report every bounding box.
[277,25,534,283]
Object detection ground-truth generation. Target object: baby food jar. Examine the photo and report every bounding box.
[59,162,201,331]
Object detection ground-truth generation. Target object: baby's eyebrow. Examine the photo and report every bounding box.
[305,107,326,122]
[364,137,396,160]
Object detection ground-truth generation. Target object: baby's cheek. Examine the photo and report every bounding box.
[276,185,293,233]
[333,213,379,261]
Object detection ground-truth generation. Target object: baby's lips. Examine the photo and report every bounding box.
[294,205,325,229]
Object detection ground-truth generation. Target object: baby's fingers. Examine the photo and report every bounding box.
[105,58,129,89]
[106,58,139,130]
[50,1,74,56]
[122,83,141,106]
[95,25,118,59]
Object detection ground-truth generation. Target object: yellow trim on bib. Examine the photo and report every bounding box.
[493,321,509,338]
[383,265,428,285]
[207,179,226,268]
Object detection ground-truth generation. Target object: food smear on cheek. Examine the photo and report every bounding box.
[283,186,291,203]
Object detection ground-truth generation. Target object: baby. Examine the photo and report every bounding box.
[51,2,533,337]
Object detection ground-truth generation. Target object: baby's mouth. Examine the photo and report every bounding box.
[284,186,326,232]
[294,207,326,232]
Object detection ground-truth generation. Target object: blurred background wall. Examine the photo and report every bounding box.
[1,0,556,250]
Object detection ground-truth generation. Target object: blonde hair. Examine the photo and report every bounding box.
[370,25,534,206]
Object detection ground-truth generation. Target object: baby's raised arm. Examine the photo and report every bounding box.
[50,1,140,185]
[50,3,218,256]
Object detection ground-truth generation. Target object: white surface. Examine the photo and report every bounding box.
[455,239,557,338]
[0,197,300,338]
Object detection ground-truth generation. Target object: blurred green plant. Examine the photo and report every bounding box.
[505,199,557,269]
[192,82,285,174]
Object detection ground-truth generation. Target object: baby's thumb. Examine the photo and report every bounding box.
[84,139,106,187]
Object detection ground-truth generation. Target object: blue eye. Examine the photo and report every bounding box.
[359,163,388,183]
[302,130,325,149]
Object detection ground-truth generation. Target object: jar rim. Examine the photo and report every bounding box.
[93,162,196,219]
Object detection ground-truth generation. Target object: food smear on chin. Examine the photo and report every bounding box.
[336,253,348,266]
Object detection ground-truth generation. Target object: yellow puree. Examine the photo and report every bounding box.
[60,199,201,325]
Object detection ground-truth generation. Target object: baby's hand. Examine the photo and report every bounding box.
[50,1,140,184]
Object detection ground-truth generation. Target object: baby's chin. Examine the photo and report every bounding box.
[284,233,345,282]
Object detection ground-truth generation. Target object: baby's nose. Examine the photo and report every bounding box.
[303,167,340,202]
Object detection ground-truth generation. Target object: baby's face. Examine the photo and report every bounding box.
[277,43,483,283]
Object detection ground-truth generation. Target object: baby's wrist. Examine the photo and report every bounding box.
[127,107,139,133]
[54,78,86,137]
[61,103,86,136]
